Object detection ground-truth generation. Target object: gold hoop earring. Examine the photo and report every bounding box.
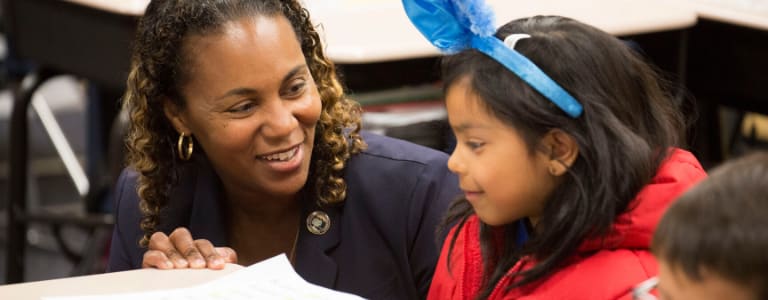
[177,133,194,161]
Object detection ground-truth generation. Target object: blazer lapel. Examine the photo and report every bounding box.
[293,201,341,289]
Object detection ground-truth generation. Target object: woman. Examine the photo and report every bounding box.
[107,0,459,299]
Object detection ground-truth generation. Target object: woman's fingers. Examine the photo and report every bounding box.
[141,250,174,269]
[141,232,182,269]
[194,239,225,269]
[143,227,237,269]
[169,227,206,268]
[215,247,238,264]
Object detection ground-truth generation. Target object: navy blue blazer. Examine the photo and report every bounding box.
[107,132,460,299]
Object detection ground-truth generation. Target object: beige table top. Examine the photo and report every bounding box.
[62,0,696,63]
[305,0,697,63]
[684,0,768,31]
[63,0,148,16]
[0,265,243,300]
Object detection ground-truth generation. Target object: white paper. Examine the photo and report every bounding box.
[43,254,365,300]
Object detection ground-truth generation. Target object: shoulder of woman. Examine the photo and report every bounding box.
[115,168,140,208]
[356,131,449,167]
[110,168,146,269]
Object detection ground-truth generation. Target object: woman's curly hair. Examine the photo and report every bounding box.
[123,0,365,246]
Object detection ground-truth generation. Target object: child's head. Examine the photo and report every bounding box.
[651,152,768,300]
[441,14,684,290]
[444,14,684,238]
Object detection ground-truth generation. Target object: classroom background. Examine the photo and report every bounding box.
[1,0,768,285]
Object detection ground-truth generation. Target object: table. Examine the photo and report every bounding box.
[63,0,147,16]
[305,0,696,63]
[685,0,768,31]
[0,265,242,300]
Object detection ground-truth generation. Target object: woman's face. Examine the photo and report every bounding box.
[166,15,321,200]
[445,77,556,226]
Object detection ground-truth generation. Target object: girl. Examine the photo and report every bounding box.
[403,1,708,299]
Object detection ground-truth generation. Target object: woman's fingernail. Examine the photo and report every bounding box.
[176,259,188,267]
[194,259,205,266]
[165,261,173,268]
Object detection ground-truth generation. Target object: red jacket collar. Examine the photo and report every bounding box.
[578,149,705,252]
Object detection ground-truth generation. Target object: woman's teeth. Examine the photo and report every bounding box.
[261,147,298,161]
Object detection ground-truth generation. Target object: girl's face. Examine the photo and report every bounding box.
[445,77,557,226]
[165,15,321,201]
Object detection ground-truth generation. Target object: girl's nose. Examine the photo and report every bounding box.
[447,150,464,175]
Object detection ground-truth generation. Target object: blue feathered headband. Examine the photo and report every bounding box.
[402,0,583,118]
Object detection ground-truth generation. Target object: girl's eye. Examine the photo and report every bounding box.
[466,141,485,150]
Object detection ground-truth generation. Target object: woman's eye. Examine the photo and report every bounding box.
[228,102,255,113]
[284,80,307,97]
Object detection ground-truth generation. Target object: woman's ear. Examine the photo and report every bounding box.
[163,97,191,135]
[541,129,579,176]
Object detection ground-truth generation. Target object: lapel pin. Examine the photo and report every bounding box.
[306,210,331,235]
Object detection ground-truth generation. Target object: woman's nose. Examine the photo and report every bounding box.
[262,100,298,139]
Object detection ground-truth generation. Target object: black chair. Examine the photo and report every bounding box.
[3,0,138,283]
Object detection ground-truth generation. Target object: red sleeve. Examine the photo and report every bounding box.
[428,221,464,300]
[429,216,487,300]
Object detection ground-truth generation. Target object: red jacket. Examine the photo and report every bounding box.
[428,149,706,300]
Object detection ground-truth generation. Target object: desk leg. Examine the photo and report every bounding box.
[674,29,689,97]
[5,69,56,284]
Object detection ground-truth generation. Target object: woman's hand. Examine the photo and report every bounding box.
[142,227,238,269]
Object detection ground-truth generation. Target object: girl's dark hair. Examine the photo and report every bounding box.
[124,0,365,246]
[653,151,768,299]
[439,15,685,298]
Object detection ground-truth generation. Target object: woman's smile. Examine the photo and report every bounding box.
[256,143,304,173]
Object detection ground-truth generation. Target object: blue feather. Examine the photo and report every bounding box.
[402,0,584,118]
[453,0,496,37]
